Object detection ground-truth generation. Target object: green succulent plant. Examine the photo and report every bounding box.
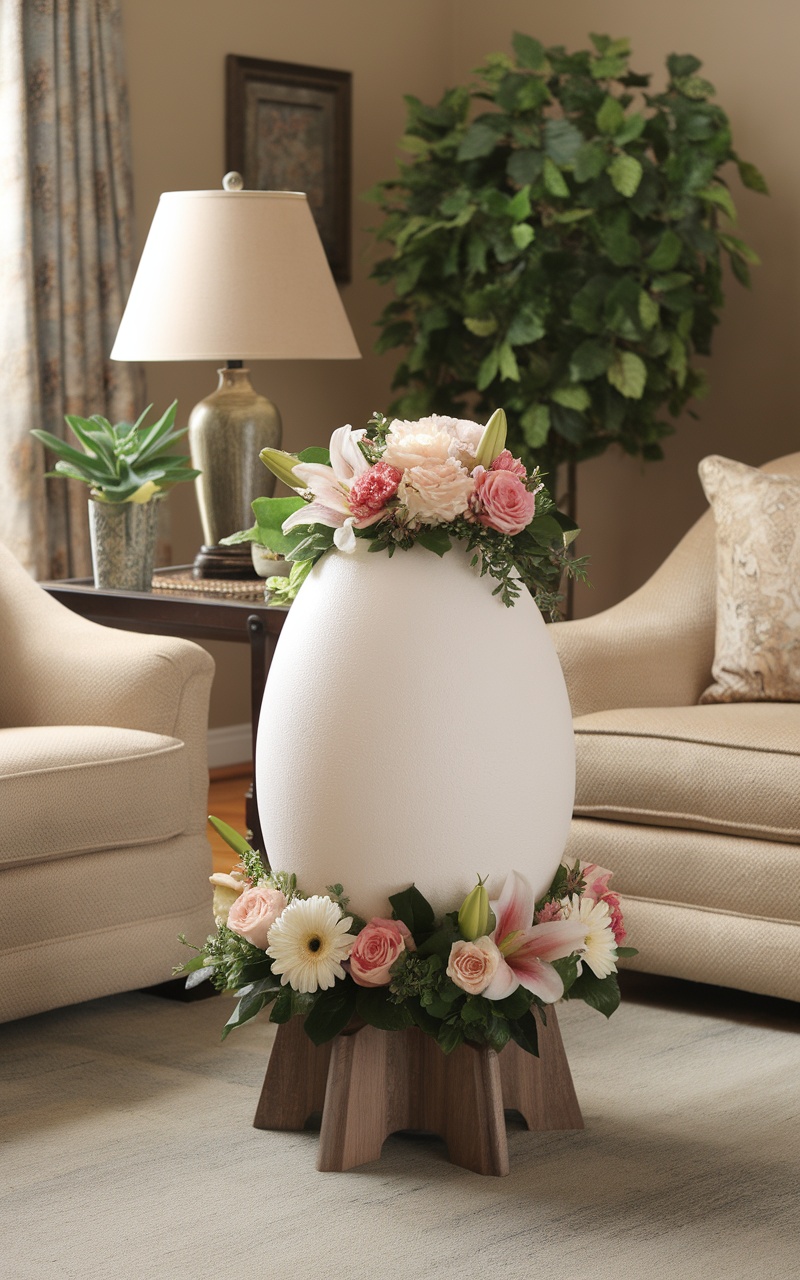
[31,401,199,503]
[368,32,768,483]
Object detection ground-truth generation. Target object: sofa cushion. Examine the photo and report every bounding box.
[0,725,189,868]
[573,702,800,843]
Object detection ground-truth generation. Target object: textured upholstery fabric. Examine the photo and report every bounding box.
[548,452,800,1002]
[0,725,189,868]
[698,455,800,703]
[0,540,215,1022]
[573,703,800,842]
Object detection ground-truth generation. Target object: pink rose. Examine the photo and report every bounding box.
[349,917,415,987]
[490,449,526,478]
[446,936,502,995]
[348,462,402,520]
[226,884,288,950]
[472,467,536,535]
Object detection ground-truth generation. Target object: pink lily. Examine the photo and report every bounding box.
[282,424,382,552]
[483,870,587,1004]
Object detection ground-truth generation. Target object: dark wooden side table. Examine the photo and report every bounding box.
[41,567,288,856]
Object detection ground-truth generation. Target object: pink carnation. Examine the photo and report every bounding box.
[348,462,401,520]
[490,449,526,478]
[471,467,537,535]
[581,863,626,944]
[536,900,564,924]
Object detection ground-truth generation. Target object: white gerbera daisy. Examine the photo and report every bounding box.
[560,894,618,980]
[266,895,356,994]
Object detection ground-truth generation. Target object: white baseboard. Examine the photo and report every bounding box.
[207,722,252,770]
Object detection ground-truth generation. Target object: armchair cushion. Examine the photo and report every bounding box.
[0,725,189,868]
[573,702,800,843]
[698,454,800,704]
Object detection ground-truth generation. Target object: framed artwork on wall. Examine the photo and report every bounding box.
[226,54,352,283]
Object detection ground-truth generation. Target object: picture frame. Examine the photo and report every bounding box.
[226,54,352,283]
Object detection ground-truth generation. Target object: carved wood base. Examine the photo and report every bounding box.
[253,1010,582,1176]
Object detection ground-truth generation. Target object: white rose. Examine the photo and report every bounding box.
[398,457,474,525]
[209,869,249,926]
[384,415,483,471]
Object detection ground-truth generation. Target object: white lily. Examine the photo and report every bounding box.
[281,424,377,552]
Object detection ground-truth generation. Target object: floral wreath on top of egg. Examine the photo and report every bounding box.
[177,818,637,1056]
[220,407,587,614]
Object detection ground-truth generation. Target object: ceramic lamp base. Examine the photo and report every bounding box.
[254,1012,583,1176]
[192,542,260,580]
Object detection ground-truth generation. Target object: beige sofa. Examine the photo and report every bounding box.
[0,542,215,1022]
[549,452,800,1002]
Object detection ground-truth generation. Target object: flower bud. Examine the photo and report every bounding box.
[473,408,508,470]
[458,877,491,941]
[259,446,303,489]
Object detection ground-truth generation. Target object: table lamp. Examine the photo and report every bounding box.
[110,173,361,578]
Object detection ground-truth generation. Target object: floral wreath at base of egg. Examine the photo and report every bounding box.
[178,819,637,1056]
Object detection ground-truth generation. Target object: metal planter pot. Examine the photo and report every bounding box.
[88,497,161,591]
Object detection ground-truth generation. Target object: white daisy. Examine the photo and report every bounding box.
[560,893,618,980]
[266,896,356,994]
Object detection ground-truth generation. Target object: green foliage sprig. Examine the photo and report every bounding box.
[367,32,768,476]
[31,402,199,503]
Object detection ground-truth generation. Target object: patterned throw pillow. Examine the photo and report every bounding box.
[698,455,800,704]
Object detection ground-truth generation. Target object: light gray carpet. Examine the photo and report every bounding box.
[1,987,798,1280]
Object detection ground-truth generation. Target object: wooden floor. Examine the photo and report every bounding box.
[208,767,250,875]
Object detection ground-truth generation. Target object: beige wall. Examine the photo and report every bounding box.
[121,0,799,729]
[447,0,800,616]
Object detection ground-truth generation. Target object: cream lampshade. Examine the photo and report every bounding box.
[111,175,360,577]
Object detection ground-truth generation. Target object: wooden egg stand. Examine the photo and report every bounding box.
[254,1009,583,1177]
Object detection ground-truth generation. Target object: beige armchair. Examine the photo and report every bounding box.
[549,453,800,1002]
[0,542,215,1022]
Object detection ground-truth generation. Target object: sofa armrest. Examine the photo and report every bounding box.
[549,519,717,718]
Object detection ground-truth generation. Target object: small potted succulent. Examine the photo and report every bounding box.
[31,402,199,591]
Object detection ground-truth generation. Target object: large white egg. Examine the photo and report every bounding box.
[256,540,575,920]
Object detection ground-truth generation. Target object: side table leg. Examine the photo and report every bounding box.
[246,614,275,861]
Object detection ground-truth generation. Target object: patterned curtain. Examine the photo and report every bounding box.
[0,0,145,578]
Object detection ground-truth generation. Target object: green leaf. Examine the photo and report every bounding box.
[436,1022,464,1055]
[550,404,587,444]
[674,74,716,100]
[718,233,761,265]
[511,223,535,250]
[573,141,607,183]
[356,989,413,1031]
[551,953,581,995]
[667,53,702,79]
[457,123,500,161]
[512,31,546,69]
[570,274,613,333]
[285,525,335,564]
[415,916,460,961]
[389,884,435,936]
[667,333,688,387]
[297,446,331,465]
[509,1010,539,1056]
[477,346,500,391]
[520,403,550,447]
[646,229,682,272]
[543,156,569,198]
[493,986,534,1020]
[607,351,647,399]
[697,184,737,222]
[737,160,769,195]
[652,272,693,291]
[607,153,642,198]
[616,946,639,958]
[552,384,590,411]
[614,112,646,146]
[464,316,498,337]
[569,970,620,1018]
[507,310,545,345]
[544,118,584,165]
[303,982,357,1045]
[221,991,267,1039]
[507,185,532,221]
[596,95,624,135]
[569,338,613,381]
[498,341,520,381]
[600,209,639,267]
[638,291,659,331]
[416,528,452,557]
[507,149,544,187]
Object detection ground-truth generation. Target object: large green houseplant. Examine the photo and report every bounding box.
[368,33,767,498]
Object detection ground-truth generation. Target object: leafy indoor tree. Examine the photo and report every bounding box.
[368,32,767,511]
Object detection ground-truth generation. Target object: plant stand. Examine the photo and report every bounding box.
[253,1010,582,1176]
